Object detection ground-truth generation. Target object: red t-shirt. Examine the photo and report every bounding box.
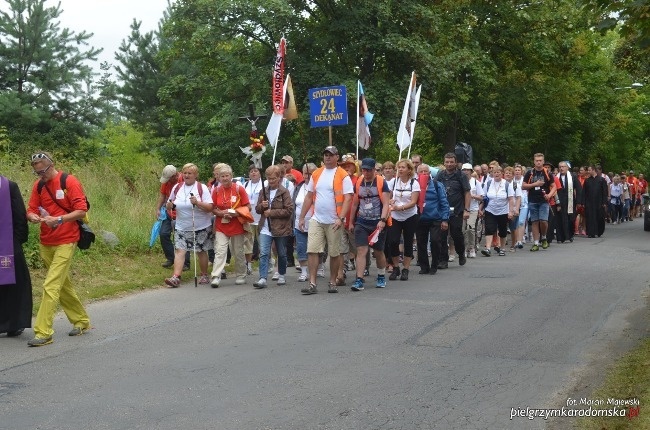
[27,172,88,246]
[627,176,639,196]
[213,183,250,236]
[638,179,648,195]
[160,176,183,217]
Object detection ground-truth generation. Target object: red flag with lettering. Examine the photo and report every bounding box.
[272,38,286,115]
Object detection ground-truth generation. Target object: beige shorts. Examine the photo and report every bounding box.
[340,228,355,255]
[307,218,342,257]
[243,224,259,254]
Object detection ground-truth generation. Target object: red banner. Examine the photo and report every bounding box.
[272,38,286,115]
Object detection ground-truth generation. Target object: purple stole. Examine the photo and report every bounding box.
[0,176,16,285]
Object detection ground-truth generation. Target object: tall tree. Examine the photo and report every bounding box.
[0,0,101,143]
[115,18,166,135]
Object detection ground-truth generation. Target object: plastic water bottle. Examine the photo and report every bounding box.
[38,206,49,217]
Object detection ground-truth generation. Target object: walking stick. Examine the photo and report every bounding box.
[190,193,198,288]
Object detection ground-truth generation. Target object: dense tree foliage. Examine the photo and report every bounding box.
[0,0,102,149]
[0,0,647,174]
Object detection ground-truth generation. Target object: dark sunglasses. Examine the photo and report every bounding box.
[33,164,52,176]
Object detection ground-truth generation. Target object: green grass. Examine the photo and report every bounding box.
[577,339,650,429]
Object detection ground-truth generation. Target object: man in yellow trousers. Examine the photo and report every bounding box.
[26,152,91,347]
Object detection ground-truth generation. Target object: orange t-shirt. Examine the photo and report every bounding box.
[27,172,88,246]
[213,183,250,236]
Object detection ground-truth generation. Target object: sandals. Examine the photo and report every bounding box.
[335,276,346,287]
[327,282,339,293]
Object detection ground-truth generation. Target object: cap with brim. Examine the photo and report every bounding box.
[160,165,177,183]
[282,155,293,163]
[339,161,356,168]
[323,146,338,155]
[461,163,472,170]
[360,158,376,170]
[543,162,555,170]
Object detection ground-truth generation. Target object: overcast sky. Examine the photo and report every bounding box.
[54,0,170,74]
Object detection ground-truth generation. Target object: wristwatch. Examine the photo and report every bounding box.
[57,216,64,225]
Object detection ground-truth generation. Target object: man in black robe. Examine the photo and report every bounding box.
[582,165,608,238]
[0,176,33,337]
[555,161,583,243]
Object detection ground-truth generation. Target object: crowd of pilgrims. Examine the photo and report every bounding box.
[156,151,648,292]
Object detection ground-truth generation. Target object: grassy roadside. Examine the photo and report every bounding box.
[29,252,167,314]
[576,338,649,429]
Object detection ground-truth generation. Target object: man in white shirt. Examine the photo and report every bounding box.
[298,146,353,294]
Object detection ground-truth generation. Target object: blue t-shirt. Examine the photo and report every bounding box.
[357,178,390,222]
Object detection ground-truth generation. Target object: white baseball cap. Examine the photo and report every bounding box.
[160,165,177,183]
[461,163,473,170]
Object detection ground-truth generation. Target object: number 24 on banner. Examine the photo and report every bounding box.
[309,85,348,128]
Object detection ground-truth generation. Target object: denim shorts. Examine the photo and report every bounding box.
[528,202,550,222]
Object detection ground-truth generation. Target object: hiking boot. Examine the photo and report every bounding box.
[459,254,467,266]
[437,262,448,269]
[389,267,401,281]
[165,275,181,288]
[28,337,53,347]
[351,278,365,291]
[399,268,409,281]
[235,275,246,285]
[198,274,210,285]
[541,239,549,249]
[253,278,267,289]
[161,260,174,268]
[301,283,317,295]
[530,244,539,252]
[277,275,286,286]
[376,274,387,288]
[210,276,220,288]
[68,326,88,336]
[481,248,491,257]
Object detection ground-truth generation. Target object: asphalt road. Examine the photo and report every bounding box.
[2,220,649,430]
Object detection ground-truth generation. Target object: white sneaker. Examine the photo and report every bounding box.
[448,255,455,262]
[277,275,286,285]
[317,266,325,278]
[246,263,253,275]
[210,277,220,288]
[235,275,246,285]
[253,278,267,288]
[271,271,280,280]
[297,273,308,282]
[469,250,477,258]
